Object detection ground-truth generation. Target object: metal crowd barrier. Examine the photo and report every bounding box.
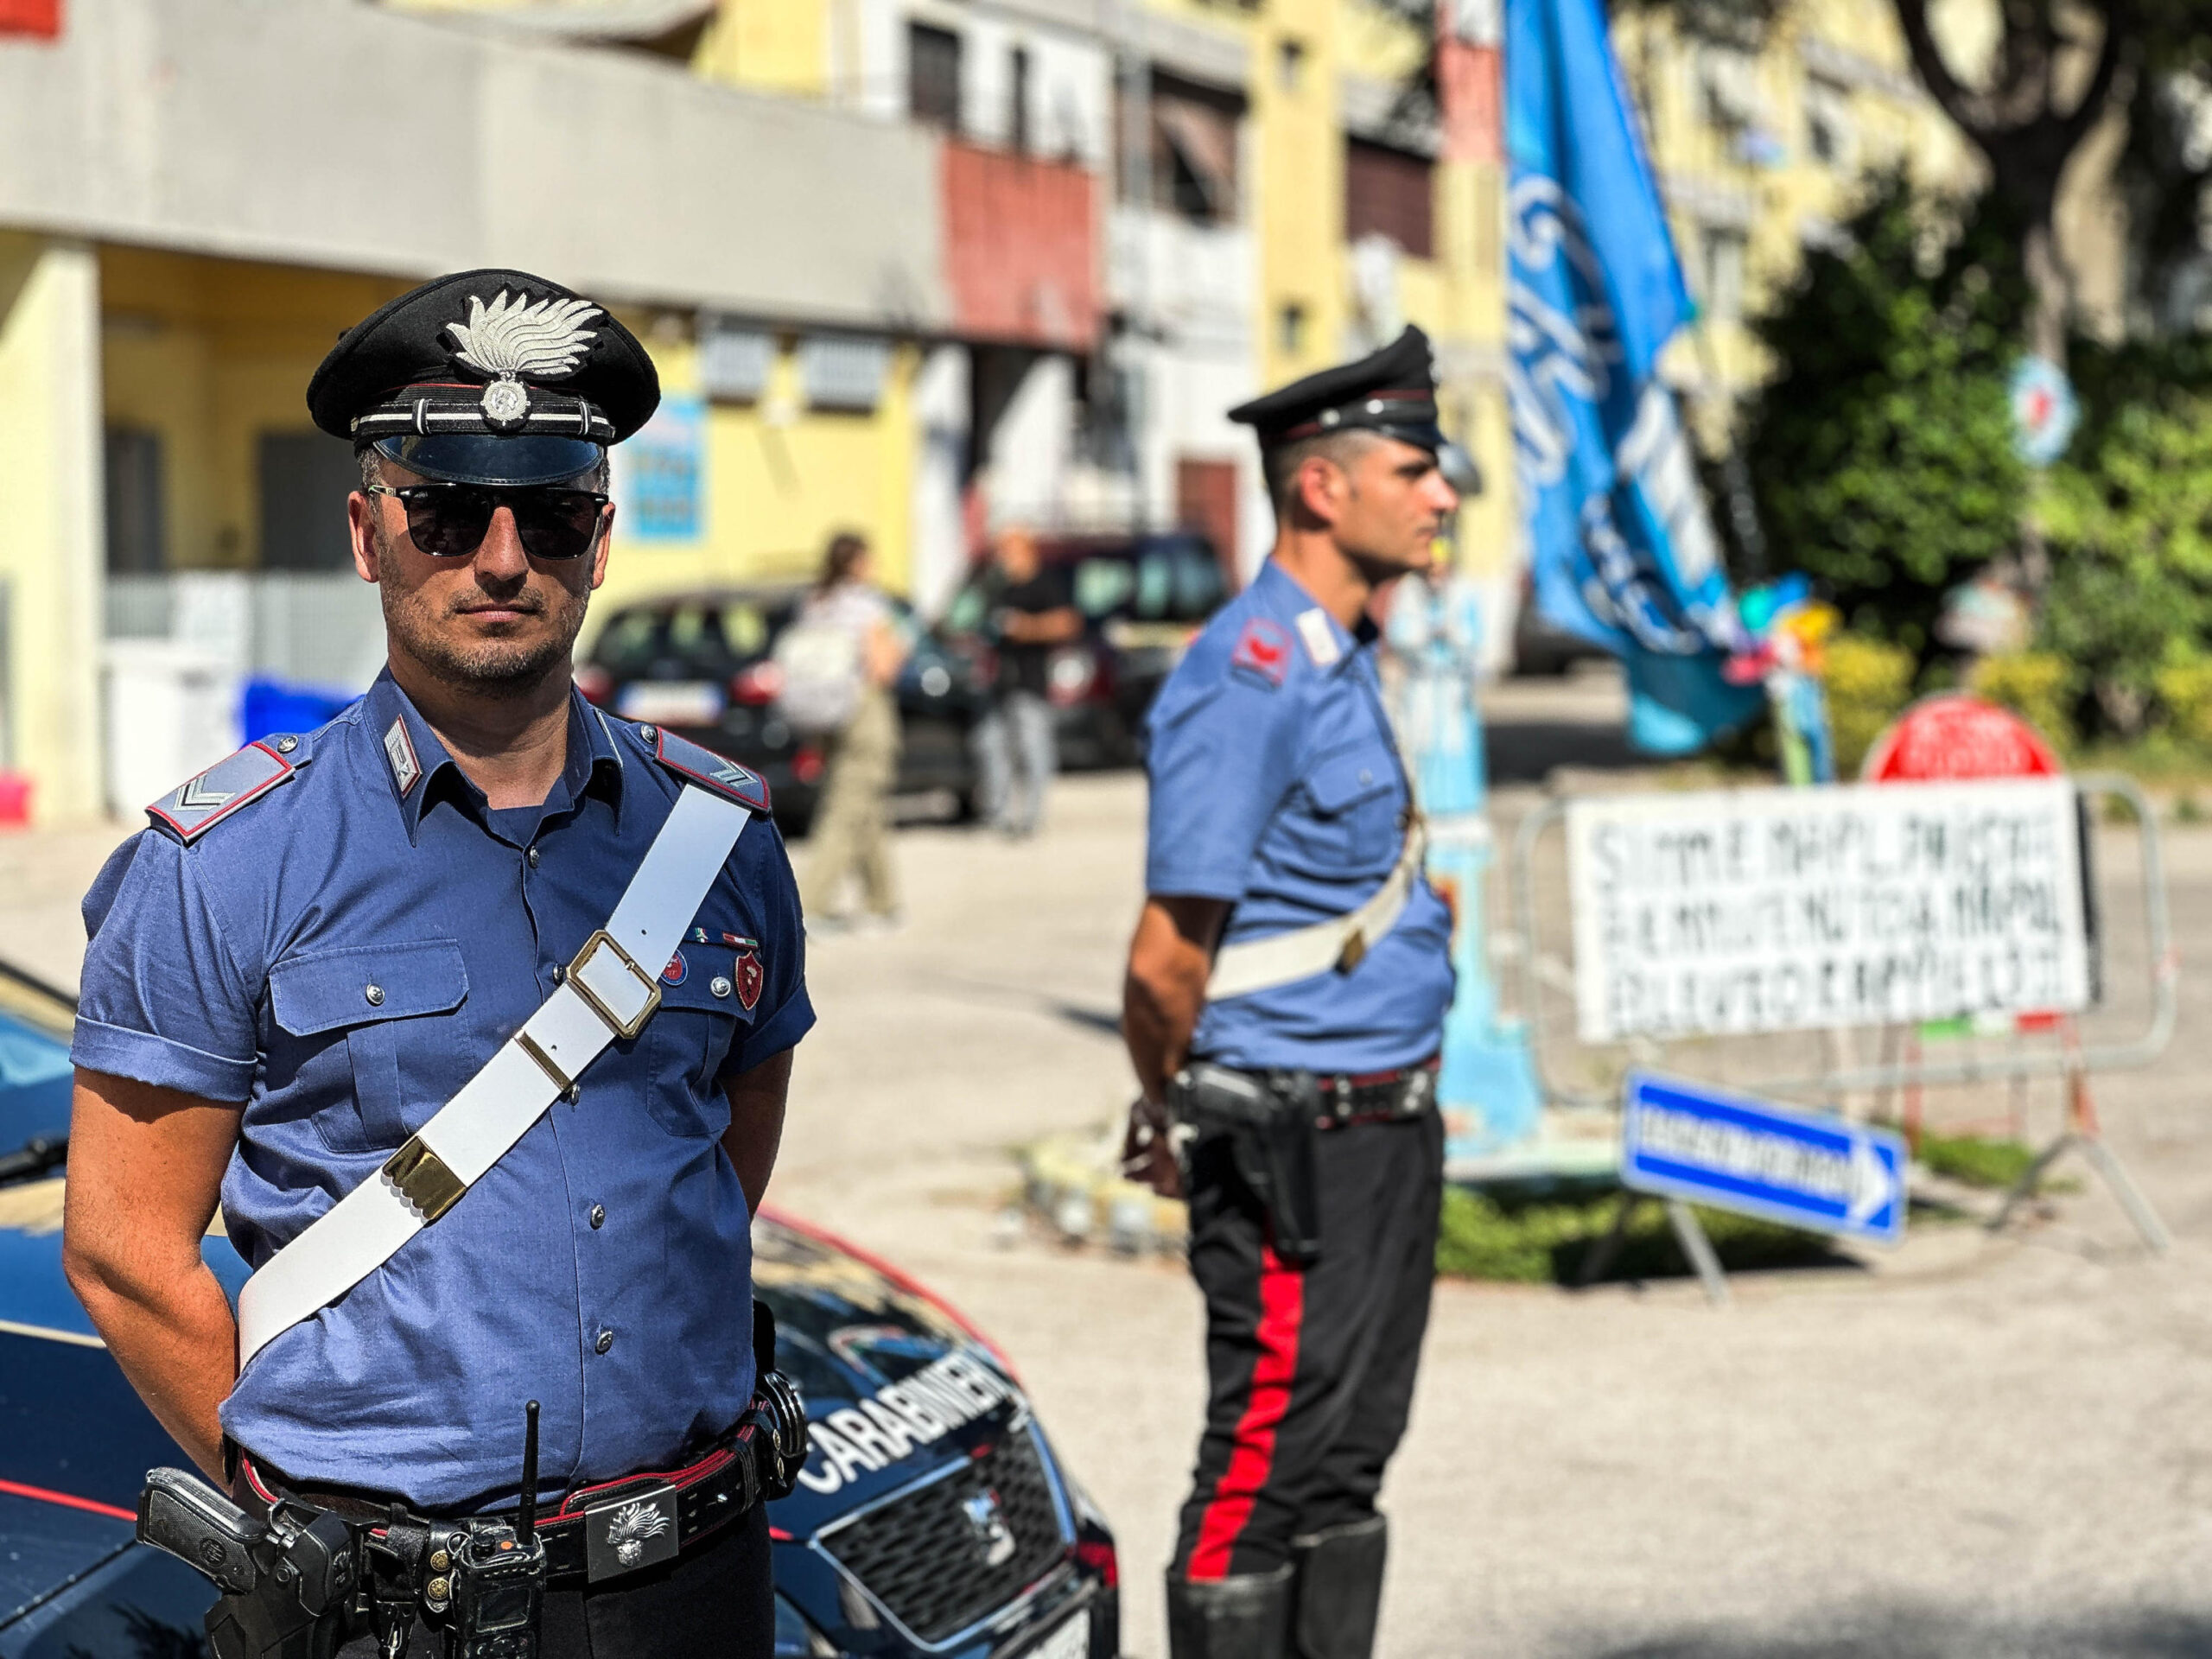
[1501,772,2178,1255]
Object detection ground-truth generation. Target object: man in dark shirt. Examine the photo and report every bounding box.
[975,527,1080,836]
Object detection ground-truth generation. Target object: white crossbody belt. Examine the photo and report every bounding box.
[236,785,752,1367]
[1205,820,1427,1002]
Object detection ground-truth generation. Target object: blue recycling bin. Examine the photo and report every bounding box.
[241,677,355,746]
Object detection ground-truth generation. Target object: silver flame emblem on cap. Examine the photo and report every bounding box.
[447,290,601,428]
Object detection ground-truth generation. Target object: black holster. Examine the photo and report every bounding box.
[1172,1064,1323,1265]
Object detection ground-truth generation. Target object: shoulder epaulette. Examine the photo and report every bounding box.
[645,726,772,815]
[146,738,303,843]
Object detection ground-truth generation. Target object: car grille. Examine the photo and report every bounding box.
[817,1423,1070,1645]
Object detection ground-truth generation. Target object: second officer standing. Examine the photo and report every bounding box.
[1122,328,1459,1659]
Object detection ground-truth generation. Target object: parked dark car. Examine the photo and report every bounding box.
[0,976,1119,1659]
[939,533,1230,769]
[577,588,986,836]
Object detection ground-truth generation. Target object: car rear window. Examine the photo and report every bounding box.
[592,599,782,677]
[949,539,1227,632]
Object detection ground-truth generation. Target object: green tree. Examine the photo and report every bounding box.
[2038,335,2212,734]
[1743,173,2029,654]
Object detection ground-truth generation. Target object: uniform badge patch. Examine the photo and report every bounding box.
[1230,618,1294,687]
[1294,607,1343,668]
[384,718,423,796]
[146,742,297,843]
[734,949,764,1011]
[661,951,689,986]
[651,728,772,814]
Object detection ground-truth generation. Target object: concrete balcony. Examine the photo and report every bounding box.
[1107,207,1253,349]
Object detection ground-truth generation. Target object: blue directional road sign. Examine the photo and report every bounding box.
[1622,1073,1908,1245]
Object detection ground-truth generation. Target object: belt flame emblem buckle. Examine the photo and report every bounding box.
[568,930,663,1039]
[585,1484,678,1582]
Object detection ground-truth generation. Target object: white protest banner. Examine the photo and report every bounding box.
[1567,779,2092,1043]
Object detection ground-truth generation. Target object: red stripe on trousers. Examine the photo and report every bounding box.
[1186,1243,1306,1580]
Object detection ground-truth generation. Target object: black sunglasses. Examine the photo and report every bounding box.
[365,484,610,562]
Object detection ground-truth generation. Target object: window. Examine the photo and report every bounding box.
[1804,76,1854,170]
[908,22,962,132]
[1127,72,1244,224]
[799,335,892,412]
[1277,302,1306,358]
[699,318,774,404]
[1009,46,1031,154]
[1344,139,1434,260]
[1276,38,1305,93]
[105,428,165,575]
[257,431,359,572]
[1697,226,1748,321]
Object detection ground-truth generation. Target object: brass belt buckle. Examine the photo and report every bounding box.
[567,929,662,1040]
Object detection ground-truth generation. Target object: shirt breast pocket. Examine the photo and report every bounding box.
[1293,747,1402,868]
[639,952,747,1140]
[268,940,471,1155]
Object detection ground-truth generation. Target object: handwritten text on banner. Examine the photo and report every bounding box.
[1567,779,2092,1042]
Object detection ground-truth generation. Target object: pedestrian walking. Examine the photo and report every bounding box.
[785,531,909,930]
[971,526,1079,836]
[63,270,810,1659]
[1121,327,1460,1659]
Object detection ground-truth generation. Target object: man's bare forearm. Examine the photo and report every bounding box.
[721,1047,794,1214]
[1122,896,1227,1101]
[64,1071,244,1482]
[69,1249,238,1479]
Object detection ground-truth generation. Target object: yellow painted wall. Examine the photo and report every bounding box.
[101,248,410,570]
[691,0,831,95]
[0,234,106,822]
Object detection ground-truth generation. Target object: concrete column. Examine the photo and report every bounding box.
[0,236,105,823]
[908,343,971,620]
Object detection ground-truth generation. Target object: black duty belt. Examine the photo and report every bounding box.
[242,1426,766,1590]
[1309,1055,1440,1126]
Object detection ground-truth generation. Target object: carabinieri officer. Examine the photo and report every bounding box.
[1122,327,1459,1659]
[65,270,810,1657]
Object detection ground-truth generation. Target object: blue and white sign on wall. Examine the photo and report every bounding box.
[1622,1073,1908,1245]
[615,393,705,542]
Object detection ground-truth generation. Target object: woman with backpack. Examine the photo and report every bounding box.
[781,531,910,930]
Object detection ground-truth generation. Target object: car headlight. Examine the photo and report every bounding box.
[776,1592,837,1658]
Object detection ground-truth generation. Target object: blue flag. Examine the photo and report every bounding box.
[1505,0,1763,753]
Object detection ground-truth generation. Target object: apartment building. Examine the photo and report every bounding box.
[0,0,1522,823]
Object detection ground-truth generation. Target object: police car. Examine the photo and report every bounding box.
[0,976,1118,1659]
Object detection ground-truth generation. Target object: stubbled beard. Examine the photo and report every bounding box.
[376,534,588,698]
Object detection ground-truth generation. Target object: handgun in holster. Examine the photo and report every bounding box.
[1170,1062,1323,1265]
[137,1467,357,1659]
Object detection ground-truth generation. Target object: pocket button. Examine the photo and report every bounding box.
[364,984,385,1007]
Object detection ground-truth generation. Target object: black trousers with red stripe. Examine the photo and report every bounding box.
[1172,1109,1445,1580]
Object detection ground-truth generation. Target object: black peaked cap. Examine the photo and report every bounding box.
[308,269,660,449]
[1227,325,1443,454]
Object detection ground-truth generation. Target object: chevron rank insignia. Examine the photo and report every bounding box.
[651,728,772,814]
[147,741,298,842]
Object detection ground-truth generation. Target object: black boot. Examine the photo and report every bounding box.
[1289,1515,1388,1659]
[1165,1564,1295,1659]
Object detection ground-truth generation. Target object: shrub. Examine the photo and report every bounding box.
[1820,634,1916,775]
[1969,651,2078,752]
[2154,653,2212,749]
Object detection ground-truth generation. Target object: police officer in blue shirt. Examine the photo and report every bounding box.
[1122,327,1459,1659]
[64,270,810,1658]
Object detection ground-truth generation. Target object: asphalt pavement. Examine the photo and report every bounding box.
[14,670,2212,1656]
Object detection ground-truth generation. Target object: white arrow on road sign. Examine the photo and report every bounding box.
[1847,1135,1900,1228]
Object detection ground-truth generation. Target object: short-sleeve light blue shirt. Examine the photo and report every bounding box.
[73,671,813,1512]
[1143,561,1455,1073]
